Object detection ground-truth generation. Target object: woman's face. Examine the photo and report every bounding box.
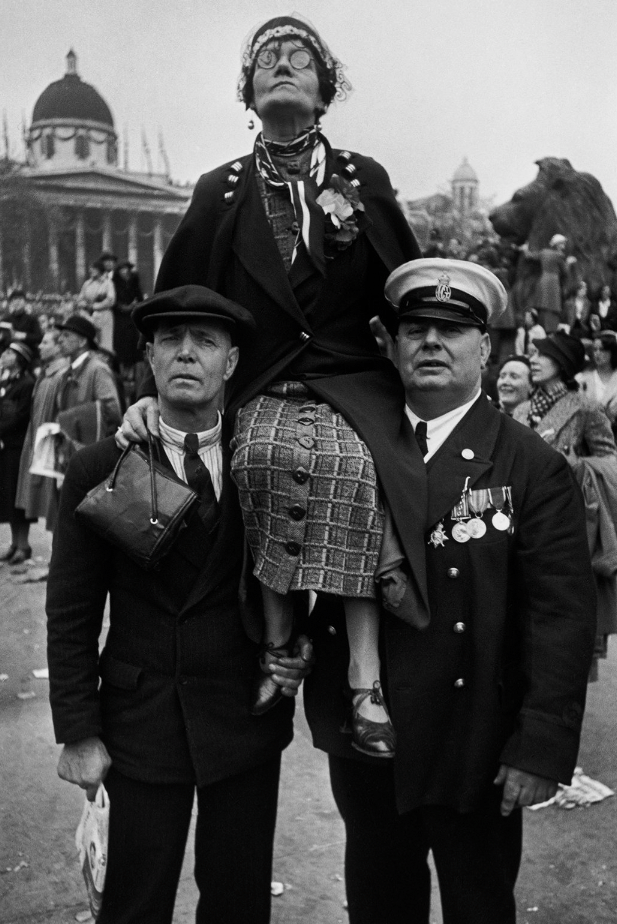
[0,349,19,372]
[251,39,323,125]
[529,346,562,386]
[593,341,612,371]
[497,360,532,409]
[601,285,611,299]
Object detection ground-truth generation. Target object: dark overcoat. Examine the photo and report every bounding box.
[47,436,294,787]
[153,145,430,619]
[304,396,597,815]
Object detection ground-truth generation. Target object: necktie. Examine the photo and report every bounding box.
[183,433,219,533]
[414,421,429,458]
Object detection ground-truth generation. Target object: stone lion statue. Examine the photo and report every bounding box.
[490,158,617,314]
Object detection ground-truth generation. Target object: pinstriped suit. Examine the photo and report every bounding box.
[47,434,293,923]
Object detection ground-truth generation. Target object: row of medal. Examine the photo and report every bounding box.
[429,482,514,547]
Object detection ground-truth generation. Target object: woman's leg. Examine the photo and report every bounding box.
[344,598,389,723]
[260,585,294,647]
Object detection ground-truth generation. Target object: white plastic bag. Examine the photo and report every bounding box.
[75,784,109,919]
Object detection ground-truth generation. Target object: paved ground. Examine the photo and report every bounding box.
[1,523,616,923]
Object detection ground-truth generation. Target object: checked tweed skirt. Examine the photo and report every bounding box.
[230,383,384,597]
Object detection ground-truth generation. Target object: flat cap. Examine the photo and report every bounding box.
[56,314,99,347]
[385,258,507,330]
[132,285,256,338]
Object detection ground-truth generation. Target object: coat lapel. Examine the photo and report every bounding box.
[181,445,243,614]
[533,393,579,446]
[426,396,500,529]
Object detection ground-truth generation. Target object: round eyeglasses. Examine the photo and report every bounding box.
[255,47,313,70]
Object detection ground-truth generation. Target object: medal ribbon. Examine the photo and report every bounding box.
[488,486,506,513]
[254,127,327,275]
[468,489,489,518]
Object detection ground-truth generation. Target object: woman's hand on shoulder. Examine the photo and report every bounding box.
[115,396,159,448]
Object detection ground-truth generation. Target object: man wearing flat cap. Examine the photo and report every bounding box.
[54,314,122,447]
[47,286,310,924]
[304,259,597,923]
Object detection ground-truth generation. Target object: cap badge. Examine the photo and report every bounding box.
[435,273,451,303]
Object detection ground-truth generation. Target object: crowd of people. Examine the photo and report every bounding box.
[2,14,615,924]
[0,266,130,568]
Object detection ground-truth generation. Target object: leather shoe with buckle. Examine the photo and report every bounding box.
[251,642,291,716]
[350,681,396,758]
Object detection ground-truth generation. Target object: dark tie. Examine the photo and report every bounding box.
[183,433,219,533]
[414,421,429,458]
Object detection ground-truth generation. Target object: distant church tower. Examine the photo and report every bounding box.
[451,157,479,215]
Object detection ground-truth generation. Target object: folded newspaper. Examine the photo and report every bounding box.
[528,767,615,811]
[29,422,74,485]
[75,785,109,919]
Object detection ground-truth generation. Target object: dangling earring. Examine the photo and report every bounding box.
[247,119,255,130]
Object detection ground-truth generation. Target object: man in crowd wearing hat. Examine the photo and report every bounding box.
[47,286,311,924]
[303,258,597,923]
[54,314,122,448]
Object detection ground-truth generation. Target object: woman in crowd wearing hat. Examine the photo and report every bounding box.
[514,331,617,678]
[15,328,69,534]
[523,233,576,333]
[76,259,115,352]
[578,332,617,435]
[0,342,36,564]
[134,14,426,755]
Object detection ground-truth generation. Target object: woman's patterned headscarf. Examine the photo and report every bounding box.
[237,13,352,109]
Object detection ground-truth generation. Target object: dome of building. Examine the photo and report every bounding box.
[32,50,114,127]
[452,157,478,183]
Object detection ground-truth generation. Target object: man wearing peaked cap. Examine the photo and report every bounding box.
[47,284,311,923]
[132,284,257,339]
[304,259,596,923]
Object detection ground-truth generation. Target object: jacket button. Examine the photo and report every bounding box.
[285,541,301,556]
[289,504,306,521]
[327,625,337,636]
[454,678,466,688]
[453,622,466,634]
[298,436,315,449]
[292,467,310,485]
[447,568,460,579]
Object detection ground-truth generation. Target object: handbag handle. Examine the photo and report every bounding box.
[105,435,159,524]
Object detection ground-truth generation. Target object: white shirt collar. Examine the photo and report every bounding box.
[158,412,222,452]
[405,390,482,462]
[71,350,90,371]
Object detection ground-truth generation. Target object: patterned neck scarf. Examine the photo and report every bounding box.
[254,126,327,275]
[528,379,568,428]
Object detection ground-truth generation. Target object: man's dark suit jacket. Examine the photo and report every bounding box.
[304,396,597,815]
[150,143,430,623]
[47,436,293,787]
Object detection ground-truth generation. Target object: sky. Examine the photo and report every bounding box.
[2,0,617,211]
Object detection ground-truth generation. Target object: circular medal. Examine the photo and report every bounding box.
[467,518,487,539]
[492,511,510,531]
[451,522,471,543]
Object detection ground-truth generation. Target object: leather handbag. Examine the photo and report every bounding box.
[75,435,199,570]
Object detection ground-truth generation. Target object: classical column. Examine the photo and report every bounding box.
[22,224,32,291]
[75,210,86,286]
[48,223,60,291]
[128,214,138,266]
[153,216,164,279]
[102,211,113,253]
